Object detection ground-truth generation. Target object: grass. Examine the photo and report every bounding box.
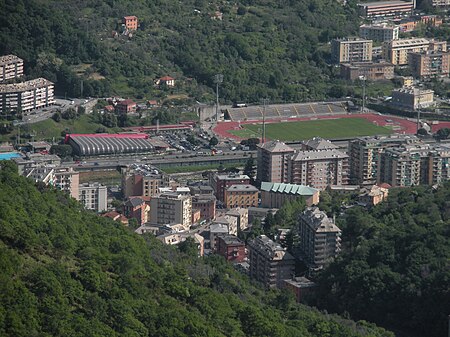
[229,117,392,141]
[79,170,121,186]
[161,163,241,174]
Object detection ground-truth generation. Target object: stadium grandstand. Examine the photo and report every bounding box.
[123,121,196,134]
[65,133,154,157]
[225,102,348,121]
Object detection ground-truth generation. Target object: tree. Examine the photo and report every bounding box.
[178,237,199,258]
[243,155,255,184]
[62,108,77,120]
[209,136,218,147]
[52,112,62,122]
[50,144,73,158]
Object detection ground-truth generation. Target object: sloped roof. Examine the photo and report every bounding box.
[292,149,348,161]
[260,182,319,196]
[258,141,294,153]
[302,137,338,150]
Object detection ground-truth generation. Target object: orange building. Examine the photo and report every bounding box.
[123,16,138,30]
[225,184,259,208]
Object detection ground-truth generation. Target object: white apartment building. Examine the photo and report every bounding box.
[331,37,373,64]
[0,78,55,113]
[149,192,192,229]
[0,55,24,82]
[79,182,108,213]
[359,24,399,42]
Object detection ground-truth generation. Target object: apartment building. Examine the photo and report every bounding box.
[426,143,450,185]
[123,197,150,225]
[383,38,430,65]
[359,24,399,42]
[260,182,320,208]
[357,0,414,17]
[408,50,450,78]
[391,87,434,110]
[115,99,136,114]
[340,61,395,81]
[248,235,295,289]
[0,55,23,82]
[288,149,349,190]
[79,183,107,213]
[256,141,295,185]
[53,167,80,200]
[192,194,216,221]
[149,192,192,229]
[431,0,450,6]
[216,234,246,263]
[349,135,420,185]
[301,137,338,151]
[0,78,55,113]
[225,207,249,231]
[331,38,373,64]
[157,232,204,256]
[210,173,250,202]
[123,16,138,30]
[297,207,341,269]
[121,164,168,198]
[224,184,259,208]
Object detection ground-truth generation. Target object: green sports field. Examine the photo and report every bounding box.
[229,118,392,141]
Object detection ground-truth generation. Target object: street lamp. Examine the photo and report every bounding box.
[214,74,223,122]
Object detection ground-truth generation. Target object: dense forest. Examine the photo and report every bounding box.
[0,0,359,102]
[0,160,394,336]
[316,184,450,337]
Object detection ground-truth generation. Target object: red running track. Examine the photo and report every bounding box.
[213,113,450,140]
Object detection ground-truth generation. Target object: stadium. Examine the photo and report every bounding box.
[215,101,450,141]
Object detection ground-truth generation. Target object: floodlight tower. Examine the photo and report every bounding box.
[214,74,223,122]
[359,75,366,113]
[261,98,269,144]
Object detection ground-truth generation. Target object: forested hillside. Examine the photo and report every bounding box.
[0,160,393,336]
[316,184,450,337]
[0,0,359,102]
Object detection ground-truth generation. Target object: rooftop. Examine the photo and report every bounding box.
[299,207,341,233]
[249,235,295,261]
[216,173,250,181]
[258,141,295,153]
[292,149,348,161]
[0,78,53,93]
[302,137,338,150]
[389,38,430,47]
[226,184,259,192]
[217,234,244,245]
[358,0,414,6]
[0,54,23,66]
[261,182,319,196]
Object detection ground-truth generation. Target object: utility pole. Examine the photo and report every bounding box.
[360,75,366,113]
[262,98,269,144]
[214,74,223,122]
[416,89,421,134]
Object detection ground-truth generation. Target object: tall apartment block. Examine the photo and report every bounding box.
[288,149,349,190]
[149,192,192,229]
[248,235,295,289]
[0,78,55,113]
[53,167,80,200]
[340,61,395,81]
[357,0,415,17]
[349,135,420,185]
[408,51,450,78]
[210,173,250,202]
[297,207,341,269]
[359,24,399,42]
[121,164,168,198]
[331,38,373,64]
[79,182,107,213]
[0,55,23,82]
[383,38,430,65]
[256,141,295,185]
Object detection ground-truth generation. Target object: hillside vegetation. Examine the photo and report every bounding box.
[0,160,396,337]
[0,0,359,102]
[316,184,450,337]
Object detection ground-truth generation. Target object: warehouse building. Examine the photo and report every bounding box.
[66,133,154,156]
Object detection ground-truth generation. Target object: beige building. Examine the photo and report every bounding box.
[383,38,430,65]
[0,55,23,82]
[157,233,204,256]
[79,182,108,213]
[121,165,168,198]
[53,167,80,200]
[340,61,395,81]
[331,38,373,64]
[0,78,55,113]
[149,192,192,229]
[257,141,295,185]
[349,134,420,185]
[225,207,249,231]
[391,87,434,110]
[260,182,320,208]
[224,184,259,209]
[408,51,450,78]
[297,207,341,269]
[359,24,399,42]
[248,235,296,289]
[288,149,349,190]
[357,0,415,17]
[359,184,390,206]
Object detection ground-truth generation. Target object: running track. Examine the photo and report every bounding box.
[213,113,450,140]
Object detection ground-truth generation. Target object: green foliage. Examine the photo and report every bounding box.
[50,144,73,158]
[316,184,450,337]
[209,136,219,147]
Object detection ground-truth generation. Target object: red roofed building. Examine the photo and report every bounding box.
[123,197,150,225]
[104,105,114,113]
[102,211,129,225]
[158,76,175,87]
[123,16,138,30]
[115,99,136,114]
